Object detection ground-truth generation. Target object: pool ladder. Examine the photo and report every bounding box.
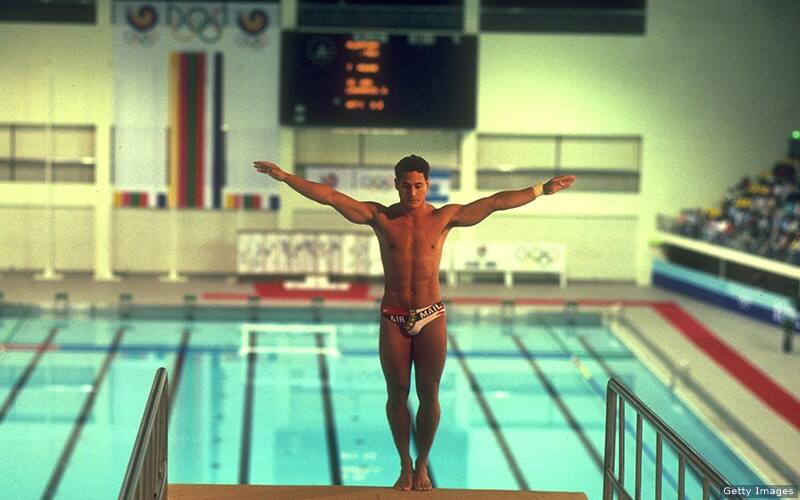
[603,377,743,500]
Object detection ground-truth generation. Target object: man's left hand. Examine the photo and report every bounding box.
[544,175,576,195]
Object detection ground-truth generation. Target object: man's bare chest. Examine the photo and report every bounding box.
[375,214,448,250]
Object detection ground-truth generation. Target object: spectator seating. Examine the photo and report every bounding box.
[673,158,800,265]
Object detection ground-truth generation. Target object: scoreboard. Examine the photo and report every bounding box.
[280,31,477,128]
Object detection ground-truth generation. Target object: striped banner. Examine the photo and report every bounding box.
[114,191,169,208]
[169,52,206,208]
[113,191,150,207]
[212,52,225,209]
[225,193,262,210]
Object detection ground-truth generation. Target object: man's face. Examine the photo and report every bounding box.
[395,170,429,209]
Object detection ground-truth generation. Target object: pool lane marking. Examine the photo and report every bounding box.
[316,333,343,485]
[407,401,437,488]
[538,319,621,387]
[448,334,529,491]
[239,331,256,484]
[510,332,603,472]
[0,327,59,424]
[537,318,681,492]
[575,336,618,380]
[42,327,125,500]
[1,315,29,344]
[168,329,192,422]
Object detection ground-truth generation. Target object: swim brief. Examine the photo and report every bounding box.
[381,301,446,336]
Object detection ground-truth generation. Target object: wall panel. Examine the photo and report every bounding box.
[0,206,93,272]
[112,210,279,274]
[467,215,638,281]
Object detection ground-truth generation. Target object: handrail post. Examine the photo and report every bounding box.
[119,367,169,500]
[603,383,618,500]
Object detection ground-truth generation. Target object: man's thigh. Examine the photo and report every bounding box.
[379,317,413,390]
[411,316,447,394]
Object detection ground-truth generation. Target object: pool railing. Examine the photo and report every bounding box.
[118,367,169,500]
[603,377,742,500]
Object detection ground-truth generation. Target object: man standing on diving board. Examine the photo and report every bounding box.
[253,155,576,491]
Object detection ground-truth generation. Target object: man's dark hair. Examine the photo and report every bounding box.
[394,154,430,180]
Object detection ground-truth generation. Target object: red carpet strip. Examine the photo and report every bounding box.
[252,282,370,301]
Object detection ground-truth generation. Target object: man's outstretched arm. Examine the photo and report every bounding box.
[448,175,576,227]
[254,161,378,225]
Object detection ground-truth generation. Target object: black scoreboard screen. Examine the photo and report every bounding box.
[280,31,477,129]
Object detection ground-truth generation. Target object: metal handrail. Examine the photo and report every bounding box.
[603,377,743,500]
[119,368,169,500]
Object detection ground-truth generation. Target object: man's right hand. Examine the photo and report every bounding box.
[253,161,288,182]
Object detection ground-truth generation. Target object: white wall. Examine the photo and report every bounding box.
[0,0,115,278]
[1,0,798,282]
[477,0,800,282]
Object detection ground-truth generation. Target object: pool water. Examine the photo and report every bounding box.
[0,305,762,499]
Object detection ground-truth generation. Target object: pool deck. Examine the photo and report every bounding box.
[1,271,798,487]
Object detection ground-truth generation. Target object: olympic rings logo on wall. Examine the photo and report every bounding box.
[167,5,228,45]
[514,247,560,265]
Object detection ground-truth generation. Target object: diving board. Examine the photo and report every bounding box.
[168,484,588,499]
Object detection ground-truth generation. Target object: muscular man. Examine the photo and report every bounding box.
[253,156,575,491]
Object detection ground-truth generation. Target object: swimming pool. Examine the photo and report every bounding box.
[0,304,762,499]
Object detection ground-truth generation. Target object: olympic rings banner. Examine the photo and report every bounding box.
[113,2,281,209]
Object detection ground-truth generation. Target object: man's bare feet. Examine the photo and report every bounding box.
[394,462,414,491]
[413,461,433,491]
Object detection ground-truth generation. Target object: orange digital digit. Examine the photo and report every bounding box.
[345,99,365,110]
[356,63,379,73]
